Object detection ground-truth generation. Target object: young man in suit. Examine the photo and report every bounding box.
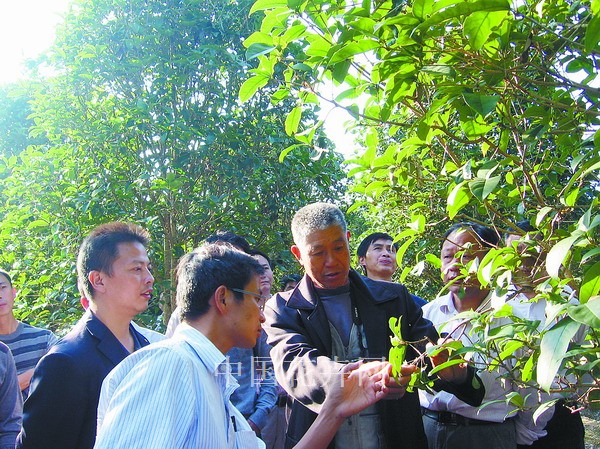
[18,222,155,449]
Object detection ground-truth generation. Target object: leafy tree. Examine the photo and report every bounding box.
[242,0,600,410]
[0,83,48,157]
[0,0,345,332]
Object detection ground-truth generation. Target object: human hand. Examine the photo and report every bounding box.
[384,363,417,399]
[322,360,391,419]
[18,369,34,392]
[247,419,261,436]
[427,337,468,384]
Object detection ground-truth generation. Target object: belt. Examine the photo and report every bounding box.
[276,395,292,407]
[421,408,500,426]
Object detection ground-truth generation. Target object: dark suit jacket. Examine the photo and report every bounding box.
[17,312,149,449]
[264,270,439,449]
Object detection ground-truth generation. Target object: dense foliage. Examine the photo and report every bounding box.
[242,0,600,410]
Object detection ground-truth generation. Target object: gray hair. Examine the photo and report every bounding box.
[291,203,347,246]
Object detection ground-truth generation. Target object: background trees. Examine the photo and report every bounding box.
[243,0,599,408]
[0,0,345,331]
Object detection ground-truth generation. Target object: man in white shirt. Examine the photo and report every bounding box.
[419,222,521,449]
[505,222,585,449]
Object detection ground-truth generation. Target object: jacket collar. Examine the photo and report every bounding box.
[82,311,149,364]
[285,270,398,310]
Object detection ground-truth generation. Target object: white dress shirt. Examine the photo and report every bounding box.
[419,292,519,422]
[95,323,264,449]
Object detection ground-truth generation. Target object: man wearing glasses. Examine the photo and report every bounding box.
[95,243,269,448]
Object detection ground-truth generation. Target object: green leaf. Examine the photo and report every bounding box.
[239,74,269,102]
[580,261,600,303]
[305,34,332,57]
[332,60,352,84]
[463,10,508,50]
[281,24,307,44]
[249,0,288,15]
[545,234,579,278]
[413,0,434,20]
[429,358,467,376]
[463,93,500,116]
[245,43,277,60]
[562,187,579,207]
[468,175,500,201]
[537,317,581,391]
[421,65,456,77]
[328,41,380,65]
[568,297,600,328]
[447,182,470,219]
[499,340,523,361]
[285,106,302,135]
[278,143,305,162]
[585,15,600,53]
[417,0,510,31]
[582,247,600,264]
[396,236,416,266]
[521,353,535,382]
[535,207,554,227]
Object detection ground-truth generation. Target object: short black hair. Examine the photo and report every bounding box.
[442,222,499,248]
[0,269,12,287]
[176,243,264,321]
[205,231,251,254]
[506,220,536,236]
[249,249,271,268]
[77,222,150,300]
[280,274,301,291]
[356,232,398,258]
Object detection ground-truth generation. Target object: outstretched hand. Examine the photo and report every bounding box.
[384,363,417,399]
[428,337,468,384]
[322,360,392,419]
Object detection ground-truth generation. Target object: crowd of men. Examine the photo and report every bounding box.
[0,202,585,449]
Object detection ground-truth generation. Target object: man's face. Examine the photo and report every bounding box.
[229,275,266,348]
[291,225,351,289]
[441,229,488,297]
[0,274,16,318]
[96,241,154,317]
[252,254,273,296]
[283,280,298,292]
[359,238,397,281]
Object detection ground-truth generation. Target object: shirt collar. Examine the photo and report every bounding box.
[172,322,227,376]
[438,291,493,315]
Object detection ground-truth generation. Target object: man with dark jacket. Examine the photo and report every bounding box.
[18,222,154,449]
[264,203,484,449]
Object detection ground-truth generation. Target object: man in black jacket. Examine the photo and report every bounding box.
[18,222,154,449]
[264,203,484,449]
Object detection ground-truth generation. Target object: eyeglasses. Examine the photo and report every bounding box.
[230,288,269,311]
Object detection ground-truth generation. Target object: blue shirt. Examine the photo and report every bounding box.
[227,332,277,429]
[95,323,265,449]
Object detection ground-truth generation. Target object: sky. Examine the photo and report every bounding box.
[0,0,70,85]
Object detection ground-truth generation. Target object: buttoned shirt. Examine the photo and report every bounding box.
[419,292,518,422]
[95,323,265,449]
